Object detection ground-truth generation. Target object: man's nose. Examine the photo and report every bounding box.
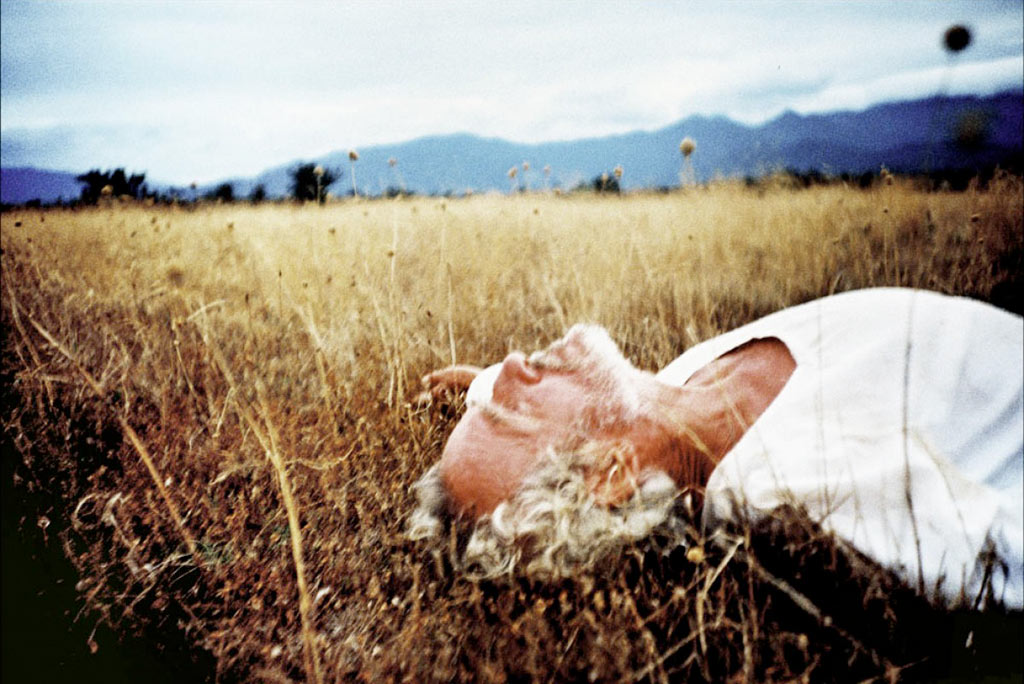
[501,352,541,384]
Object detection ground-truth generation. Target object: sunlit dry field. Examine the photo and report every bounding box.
[2,178,1022,682]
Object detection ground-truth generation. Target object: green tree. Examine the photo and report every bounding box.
[248,184,267,204]
[592,172,620,194]
[76,168,146,204]
[207,182,235,203]
[289,163,340,203]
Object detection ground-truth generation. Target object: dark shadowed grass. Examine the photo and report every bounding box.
[1,177,1022,682]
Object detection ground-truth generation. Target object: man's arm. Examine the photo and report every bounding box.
[416,365,484,404]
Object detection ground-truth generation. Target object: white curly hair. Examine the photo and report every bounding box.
[407,441,694,580]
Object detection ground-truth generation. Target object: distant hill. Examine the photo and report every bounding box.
[0,168,83,205]
[238,90,1022,198]
[3,90,1021,204]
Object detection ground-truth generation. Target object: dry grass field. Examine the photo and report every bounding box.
[2,176,1022,682]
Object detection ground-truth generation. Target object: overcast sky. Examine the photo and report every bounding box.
[2,0,1021,184]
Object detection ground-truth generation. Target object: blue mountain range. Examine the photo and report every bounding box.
[2,90,1020,205]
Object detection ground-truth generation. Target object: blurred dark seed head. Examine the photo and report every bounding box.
[955,110,989,150]
[944,25,971,53]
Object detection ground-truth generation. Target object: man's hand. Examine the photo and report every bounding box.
[416,365,484,406]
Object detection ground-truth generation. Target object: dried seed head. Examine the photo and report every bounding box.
[348,149,360,162]
[613,165,623,180]
[313,165,325,177]
[508,166,518,179]
[680,137,696,157]
[388,157,397,167]
[522,161,530,172]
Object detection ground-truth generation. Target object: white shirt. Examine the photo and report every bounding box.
[466,289,1024,607]
[659,288,1023,608]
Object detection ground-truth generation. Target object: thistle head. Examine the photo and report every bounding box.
[349,149,360,162]
[680,138,696,158]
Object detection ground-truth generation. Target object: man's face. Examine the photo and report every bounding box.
[438,326,646,516]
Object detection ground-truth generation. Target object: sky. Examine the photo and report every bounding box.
[2,1,1022,184]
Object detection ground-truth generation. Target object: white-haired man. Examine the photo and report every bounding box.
[409,288,1023,608]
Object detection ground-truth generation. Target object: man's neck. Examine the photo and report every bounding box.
[646,337,797,489]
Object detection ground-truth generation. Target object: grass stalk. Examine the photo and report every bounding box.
[25,313,201,565]
[200,324,323,684]
[5,281,55,411]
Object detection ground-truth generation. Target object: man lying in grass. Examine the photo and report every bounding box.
[409,288,1023,609]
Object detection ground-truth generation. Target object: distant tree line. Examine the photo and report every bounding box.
[72,167,329,206]
[66,168,276,207]
[76,168,147,204]
[157,182,267,204]
[740,159,1023,192]
[3,155,1019,211]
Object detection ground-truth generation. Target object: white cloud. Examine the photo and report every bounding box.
[789,56,1024,117]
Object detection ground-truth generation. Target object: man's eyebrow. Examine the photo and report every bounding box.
[527,350,550,366]
[528,349,578,371]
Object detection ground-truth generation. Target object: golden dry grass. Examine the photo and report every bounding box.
[2,177,1022,682]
